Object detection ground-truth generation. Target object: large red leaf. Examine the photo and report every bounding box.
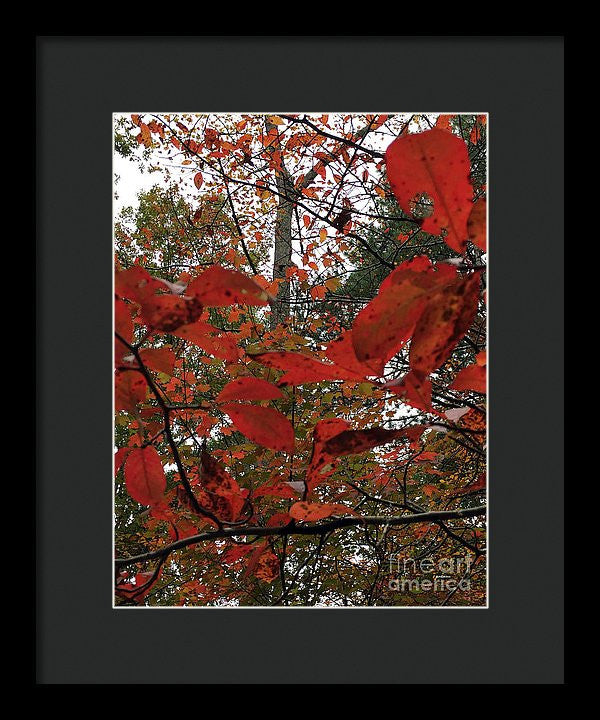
[450,363,486,394]
[409,272,481,375]
[386,129,473,253]
[306,418,350,491]
[351,257,457,375]
[249,351,357,386]
[322,427,410,457]
[174,321,241,361]
[115,297,133,343]
[253,480,297,499]
[115,298,134,363]
[217,377,283,402]
[124,446,166,506]
[221,403,294,453]
[115,371,147,413]
[187,265,269,307]
[387,370,434,412]
[140,294,204,332]
[115,265,164,304]
[324,330,375,379]
[289,502,357,522]
[173,320,217,342]
[139,347,176,376]
[467,198,487,251]
[114,446,133,475]
[204,333,243,363]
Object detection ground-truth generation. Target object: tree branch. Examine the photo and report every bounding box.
[115,505,486,569]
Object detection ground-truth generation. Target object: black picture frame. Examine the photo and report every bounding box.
[37,35,564,684]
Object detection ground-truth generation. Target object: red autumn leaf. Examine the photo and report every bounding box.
[221,403,294,453]
[266,512,293,527]
[253,481,297,499]
[386,128,473,254]
[322,427,410,457]
[174,321,241,361]
[124,446,166,506]
[197,450,246,522]
[140,294,204,332]
[115,265,164,304]
[115,371,147,413]
[467,198,487,251]
[205,333,242,363]
[139,347,176,376]
[176,325,241,363]
[187,265,269,307]
[193,172,204,189]
[222,543,256,565]
[414,451,437,462]
[324,330,374,379]
[289,502,357,522]
[306,418,350,491]
[351,257,457,375]
[249,351,359,386]
[115,298,134,363]
[387,370,433,412]
[450,363,486,394]
[409,272,481,375]
[115,297,133,345]
[114,446,133,475]
[216,377,283,403]
[173,320,219,344]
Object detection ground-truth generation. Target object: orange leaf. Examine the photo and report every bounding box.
[254,549,280,582]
